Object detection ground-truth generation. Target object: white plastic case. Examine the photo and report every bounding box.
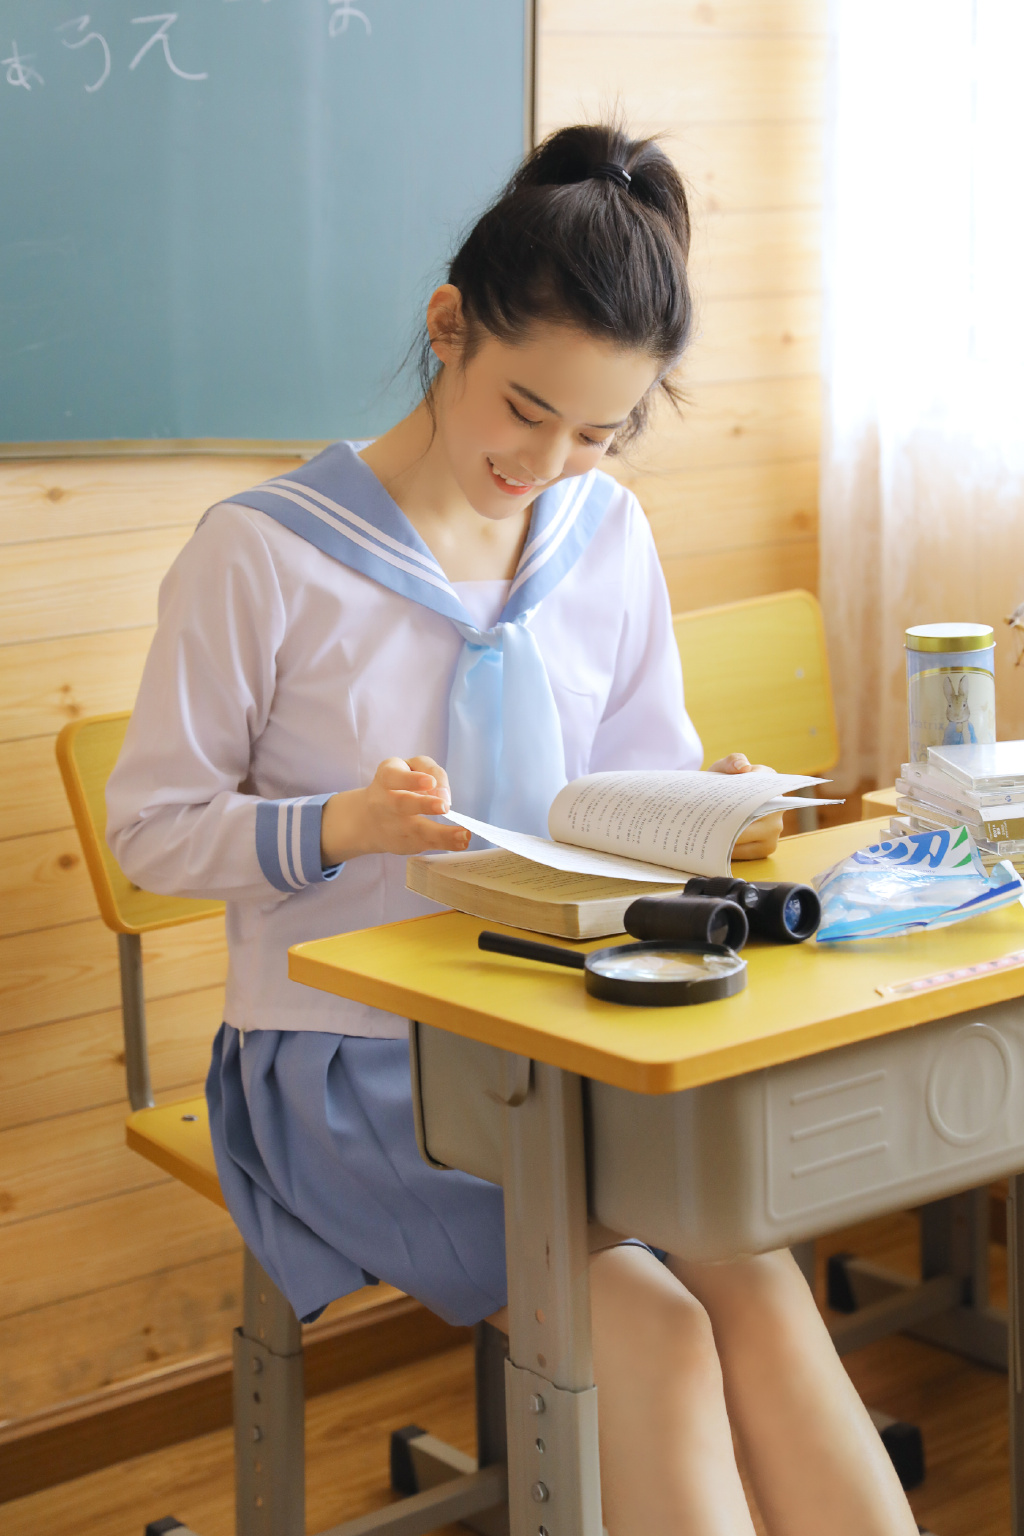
[412,999,1024,1259]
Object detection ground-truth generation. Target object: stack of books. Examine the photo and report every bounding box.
[891,741,1024,863]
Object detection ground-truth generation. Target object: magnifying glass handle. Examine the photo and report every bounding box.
[478,931,587,970]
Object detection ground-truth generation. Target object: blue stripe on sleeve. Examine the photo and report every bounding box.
[255,794,342,892]
[299,795,342,883]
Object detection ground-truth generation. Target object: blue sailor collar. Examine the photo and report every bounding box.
[225,440,616,627]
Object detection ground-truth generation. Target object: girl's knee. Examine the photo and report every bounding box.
[671,1247,820,1334]
[591,1247,721,1384]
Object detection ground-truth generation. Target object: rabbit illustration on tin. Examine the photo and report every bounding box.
[942,674,977,745]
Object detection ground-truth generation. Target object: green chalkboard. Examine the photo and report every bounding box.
[1,1,533,443]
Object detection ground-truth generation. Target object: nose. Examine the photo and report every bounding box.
[520,429,569,486]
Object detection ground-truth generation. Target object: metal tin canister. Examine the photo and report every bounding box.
[905,623,996,762]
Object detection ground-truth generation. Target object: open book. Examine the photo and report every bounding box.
[406,769,837,939]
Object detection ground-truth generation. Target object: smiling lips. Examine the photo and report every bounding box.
[487,458,536,496]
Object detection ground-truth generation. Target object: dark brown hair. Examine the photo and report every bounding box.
[421,122,693,449]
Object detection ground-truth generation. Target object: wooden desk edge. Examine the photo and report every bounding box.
[288,942,1024,1096]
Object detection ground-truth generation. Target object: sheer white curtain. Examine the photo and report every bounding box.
[820,0,1024,790]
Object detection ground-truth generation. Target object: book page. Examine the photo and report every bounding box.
[548,769,827,878]
[445,811,709,882]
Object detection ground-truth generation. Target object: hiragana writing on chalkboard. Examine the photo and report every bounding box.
[3,42,43,90]
[329,1,371,37]
[129,15,208,80]
[3,0,372,93]
[57,16,111,93]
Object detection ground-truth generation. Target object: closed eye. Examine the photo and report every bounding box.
[507,399,607,449]
[507,399,541,427]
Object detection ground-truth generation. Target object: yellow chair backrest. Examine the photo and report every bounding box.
[56,712,224,935]
[673,589,839,776]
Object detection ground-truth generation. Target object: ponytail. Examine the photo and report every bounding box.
[421,123,693,448]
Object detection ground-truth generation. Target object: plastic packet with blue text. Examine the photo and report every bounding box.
[813,826,1024,941]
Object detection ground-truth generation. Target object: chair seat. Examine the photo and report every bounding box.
[126,1095,226,1209]
[861,785,899,820]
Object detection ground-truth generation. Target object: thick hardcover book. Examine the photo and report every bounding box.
[406,848,682,939]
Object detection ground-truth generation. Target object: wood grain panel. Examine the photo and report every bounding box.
[0,1293,457,1500]
[683,292,820,384]
[541,0,826,34]
[0,915,227,1036]
[0,1250,242,1420]
[3,1180,239,1317]
[0,1097,198,1227]
[0,529,191,646]
[0,455,301,546]
[0,1256,406,1423]
[662,536,818,612]
[675,120,823,217]
[0,629,154,745]
[688,209,821,299]
[0,736,71,839]
[628,457,819,558]
[539,35,825,131]
[532,119,824,216]
[0,987,224,1131]
[624,376,821,473]
[0,829,98,938]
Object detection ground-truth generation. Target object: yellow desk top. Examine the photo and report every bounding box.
[289,820,1024,1095]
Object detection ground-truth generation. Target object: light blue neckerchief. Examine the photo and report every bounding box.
[226,442,616,836]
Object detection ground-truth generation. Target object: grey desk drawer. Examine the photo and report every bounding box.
[412,999,1024,1259]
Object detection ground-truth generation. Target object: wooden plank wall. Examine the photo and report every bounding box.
[0,0,826,1432]
[539,0,825,610]
[0,456,303,1424]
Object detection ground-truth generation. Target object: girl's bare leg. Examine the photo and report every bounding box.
[669,1248,919,1536]
[590,1244,757,1535]
[494,1242,757,1536]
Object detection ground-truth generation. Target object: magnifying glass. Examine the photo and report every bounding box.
[477,930,747,1007]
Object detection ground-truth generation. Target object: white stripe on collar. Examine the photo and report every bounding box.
[263,483,458,598]
[268,475,447,579]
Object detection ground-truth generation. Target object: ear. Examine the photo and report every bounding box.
[426,284,466,369]
[944,676,954,701]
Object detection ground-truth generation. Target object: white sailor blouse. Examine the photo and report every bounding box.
[107,442,702,1037]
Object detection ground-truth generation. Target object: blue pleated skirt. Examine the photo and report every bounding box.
[206,1024,509,1326]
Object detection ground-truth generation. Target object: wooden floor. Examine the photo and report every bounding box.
[4,1211,1010,1536]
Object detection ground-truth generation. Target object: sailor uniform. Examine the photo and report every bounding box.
[107,442,701,1321]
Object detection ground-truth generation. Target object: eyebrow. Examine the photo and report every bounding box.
[509,381,626,432]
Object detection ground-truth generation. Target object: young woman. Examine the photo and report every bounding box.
[108,124,917,1535]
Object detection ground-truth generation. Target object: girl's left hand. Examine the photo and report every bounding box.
[709,752,785,861]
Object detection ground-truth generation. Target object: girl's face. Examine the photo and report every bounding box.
[429,289,661,521]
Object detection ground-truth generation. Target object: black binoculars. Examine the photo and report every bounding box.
[623,876,821,951]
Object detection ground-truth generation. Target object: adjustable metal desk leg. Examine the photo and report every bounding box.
[233,1247,305,1536]
[500,1056,603,1536]
[1009,1174,1024,1536]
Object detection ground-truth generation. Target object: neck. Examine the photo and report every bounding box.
[358,398,531,583]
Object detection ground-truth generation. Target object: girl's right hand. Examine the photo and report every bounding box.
[320,756,471,866]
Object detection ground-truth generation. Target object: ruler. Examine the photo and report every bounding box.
[876,949,1024,999]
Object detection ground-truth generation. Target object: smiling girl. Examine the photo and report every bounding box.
[107,125,916,1535]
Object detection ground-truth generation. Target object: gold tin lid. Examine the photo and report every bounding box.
[905,622,995,653]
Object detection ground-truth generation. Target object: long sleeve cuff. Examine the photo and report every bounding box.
[255,794,342,892]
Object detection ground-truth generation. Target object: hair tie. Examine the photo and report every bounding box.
[593,162,632,190]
